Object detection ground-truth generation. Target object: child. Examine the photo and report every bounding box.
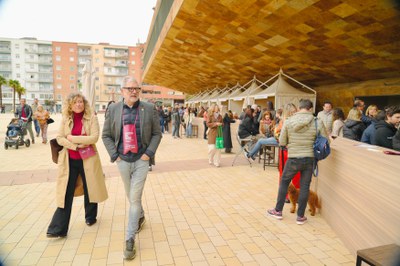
[7,118,21,138]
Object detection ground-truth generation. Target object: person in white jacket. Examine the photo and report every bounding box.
[183,107,195,138]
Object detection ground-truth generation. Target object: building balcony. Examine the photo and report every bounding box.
[25,48,38,54]
[38,78,53,83]
[104,71,128,76]
[78,51,92,56]
[38,49,52,54]
[0,47,11,53]
[38,60,53,65]
[0,56,11,62]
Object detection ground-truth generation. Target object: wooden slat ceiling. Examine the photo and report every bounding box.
[143,0,400,94]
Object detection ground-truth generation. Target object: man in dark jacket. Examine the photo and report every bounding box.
[361,110,386,144]
[15,98,35,143]
[374,106,400,149]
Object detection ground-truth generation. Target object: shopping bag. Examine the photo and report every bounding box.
[215,126,224,149]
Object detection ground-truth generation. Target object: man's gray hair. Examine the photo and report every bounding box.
[120,76,139,88]
[299,99,313,110]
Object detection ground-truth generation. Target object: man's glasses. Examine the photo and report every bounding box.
[123,87,141,92]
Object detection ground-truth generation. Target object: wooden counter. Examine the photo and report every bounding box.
[318,137,400,255]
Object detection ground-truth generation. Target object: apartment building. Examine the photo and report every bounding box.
[0,37,185,112]
[0,37,53,111]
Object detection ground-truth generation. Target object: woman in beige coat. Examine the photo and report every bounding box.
[47,93,108,238]
[207,104,223,167]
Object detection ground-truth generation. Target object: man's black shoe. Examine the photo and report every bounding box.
[86,219,97,226]
[46,232,67,238]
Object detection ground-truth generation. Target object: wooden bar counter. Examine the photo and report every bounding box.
[317,137,400,255]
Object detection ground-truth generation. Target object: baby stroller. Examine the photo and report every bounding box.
[4,119,31,149]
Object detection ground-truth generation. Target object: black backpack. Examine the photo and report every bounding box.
[313,118,330,176]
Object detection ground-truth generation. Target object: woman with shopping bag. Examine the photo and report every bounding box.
[207,104,223,167]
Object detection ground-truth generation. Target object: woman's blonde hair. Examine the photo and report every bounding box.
[282,103,297,119]
[347,108,361,121]
[37,105,44,112]
[365,104,378,116]
[62,93,91,117]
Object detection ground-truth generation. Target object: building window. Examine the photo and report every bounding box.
[95,58,99,63]
[55,46,61,51]
[131,51,135,56]
[70,75,75,80]
[95,77,99,81]
[16,74,20,78]
[56,74,61,79]
[69,57,74,62]
[95,49,99,54]
[56,84,62,89]
[69,47,74,52]
[30,55,34,59]
[131,61,135,65]
[57,94,62,100]
[16,54,20,59]
[70,66,75,71]
[16,64,20,68]
[30,64,34,69]
[70,84,75,89]
[56,65,62,71]
[56,55,61,61]
[95,67,99,71]
[15,44,19,49]
[96,86,99,90]
[31,94,35,99]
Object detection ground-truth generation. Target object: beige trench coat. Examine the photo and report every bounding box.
[55,113,108,208]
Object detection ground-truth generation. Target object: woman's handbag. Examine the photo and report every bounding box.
[50,138,63,164]
[78,145,96,159]
[78,124,97,159]
[47,118,54,124]
[215,126,224,149]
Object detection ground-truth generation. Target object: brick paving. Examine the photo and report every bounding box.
[0,113,355,265]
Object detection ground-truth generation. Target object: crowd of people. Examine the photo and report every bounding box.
[5,76,399,261]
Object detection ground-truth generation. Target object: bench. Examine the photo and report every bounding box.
[356,244,400,266]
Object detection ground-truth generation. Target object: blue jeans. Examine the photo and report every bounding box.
[172,123,180,137]
[275,157,313,217]
[160,118,165,133]
[116,159,149,240]
[186,123,192,137]
[248,137,278,157]
[33,119,40,135]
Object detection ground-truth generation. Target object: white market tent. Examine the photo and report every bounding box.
[229,76,264,114]
[252,70,316,112]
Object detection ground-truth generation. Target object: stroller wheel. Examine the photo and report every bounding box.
[25,139,31,147]
[4,143,8,150]
[15,143,19,149]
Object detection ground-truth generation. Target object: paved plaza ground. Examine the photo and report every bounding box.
[0,113,355,265]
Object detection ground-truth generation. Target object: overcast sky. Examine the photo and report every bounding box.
[0,0,158,46]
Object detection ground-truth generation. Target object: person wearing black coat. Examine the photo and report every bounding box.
[223,111,235,153]
[392,129,400,151]
[342,108,366,141]
[374,106,400,149]
[238,109,257,139]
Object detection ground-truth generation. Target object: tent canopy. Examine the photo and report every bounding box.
[252,70,316,111]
